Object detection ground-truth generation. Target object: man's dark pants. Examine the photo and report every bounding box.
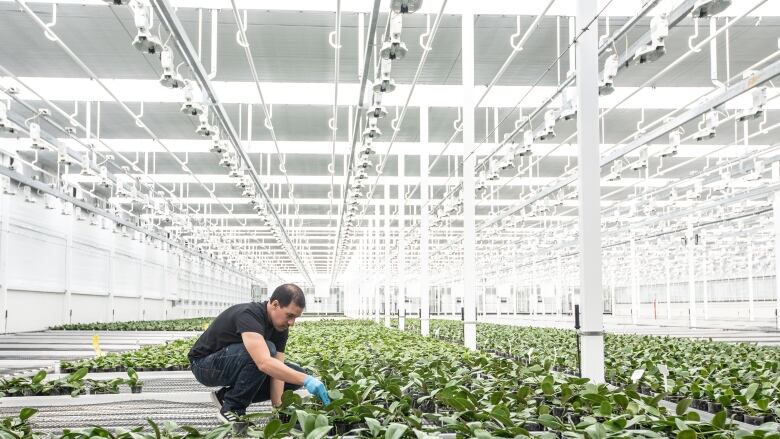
[190,341,305,414]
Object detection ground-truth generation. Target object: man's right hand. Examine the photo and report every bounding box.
[303,375,331,405]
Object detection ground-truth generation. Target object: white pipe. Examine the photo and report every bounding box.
[209,9,218,79]
[710,17,725,88]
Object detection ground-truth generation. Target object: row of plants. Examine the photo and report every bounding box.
[0,368,144,397]
[60,338,193,373]
[421,319,780,425]
[50,318,212,332]
[271,320,777,437]
[15,320,780,437]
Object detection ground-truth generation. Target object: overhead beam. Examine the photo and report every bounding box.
[7,78,776,110]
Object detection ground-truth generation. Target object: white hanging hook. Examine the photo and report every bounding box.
[44,3,58,41]
[235,10,249,48]
[510,16,524,51]
[328,30,342,49]
[68,100,79,126]
[135,101,145,128]
[419,14,432,51]
[327,163,335,174]
[391,106,400,131]
[688,19,701,53]
[264,104,273,130]
[328,117,338,131]
[453,107,463,132]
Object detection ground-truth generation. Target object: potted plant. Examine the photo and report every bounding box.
[126,367,144,393]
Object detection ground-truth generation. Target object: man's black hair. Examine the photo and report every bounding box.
[269,283,306,308]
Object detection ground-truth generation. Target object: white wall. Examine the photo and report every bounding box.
[0,189,254,332]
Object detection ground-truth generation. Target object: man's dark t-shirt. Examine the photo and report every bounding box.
[188,301,288,361]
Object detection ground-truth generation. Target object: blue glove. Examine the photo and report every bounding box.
[303,375,331,405]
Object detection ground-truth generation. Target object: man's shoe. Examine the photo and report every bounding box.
[210,387,228,410]
[217,410,242,424]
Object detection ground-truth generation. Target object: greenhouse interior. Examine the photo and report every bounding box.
[0,0,779,437]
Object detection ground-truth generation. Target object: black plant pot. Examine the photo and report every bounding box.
[21,389,34,397]
[131,385,143,394]
[744,414,766,425]
[665,395,682,403]
[232,422,249,436]
[524,422,542,432]
[568,414,581,425]
[728,409,745,422]
[551,406,566,418]
[691,399,707,410]
[708,402,723,414]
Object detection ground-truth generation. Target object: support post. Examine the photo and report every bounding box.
[748,242,755,321]
[630,238,639,323]
[702,247,709,321]
[0,190,9,333]
[461,5,477,351]
[687,223,697,327]
[774,189,780,329]
[576,0,605,383]
[665,257,671,321]
[384,183,391,328]
[420,106,431,337]
[398,152,406,331]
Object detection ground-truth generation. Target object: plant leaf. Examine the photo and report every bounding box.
[305,425,332,439]
[385,423,408,439]
[676,430,696,439]
[676,399,692,416]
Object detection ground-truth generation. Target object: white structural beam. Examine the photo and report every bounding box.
[630,237,640,324]
[384,183,391,329]
[462,5,477,352]
[1,0,775,17]
[576,0,604,384]
[420,106,431,337]
[748,243,755,321]
[687,222,697,327]
[7,78,778,110]
[398,152,406,331]
[774,184,780,329]
[41,139,775,160]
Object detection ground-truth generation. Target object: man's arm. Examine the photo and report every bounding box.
[270,351,285,408]
[241,332,307,385]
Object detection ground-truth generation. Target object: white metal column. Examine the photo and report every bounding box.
[748,243,755,321]
[373,215,381,323]
[398,153,406,331]
[774,190,780,329]
[384,183,391,328]
[461,5,477,351]
[665,258,671,321]
[576,0,605,383]
[687,223,697,327]
[420,106,431,337]
[630,238,640,323]
[0,191,9,333]
[702,247,709,321]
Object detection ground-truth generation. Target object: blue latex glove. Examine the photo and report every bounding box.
[303,375,331,405]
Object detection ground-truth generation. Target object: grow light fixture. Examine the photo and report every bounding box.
[744,160,765,182]
[634,13,668,64]
[357,154,373,169]
[499,147,514,170]
[0,102,15,133]
[29,122,44,150]
[661,129,682,158]
[368,93,387,119]
[476,171,487,193]
[694,111,718,141]
[691,0,732,18]
[99,166,112,187]
[373,58,396,93]
[487,159,500,181]
[130,0,163,54]
[359,138,376,156]
[210,136,228,154]
[380,14,408,60]
[737,87,767,122]
[57,144,74,166]
[159,46,185,88]
[559,88,577,121]
[196,112,216,137]
[180,81,205,116]
[599,54,619,96]
[536,110,556,141]
[363,119,382,139]
[606,162,622,181]
[391,0,423,13]
[630,148,648,171]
